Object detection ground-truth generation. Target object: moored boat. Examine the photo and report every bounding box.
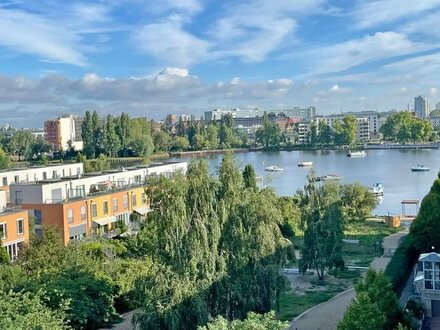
[347,150,367,157]
[298,161,313,167]
[265,165,284,172]
[411,164,430,172]
[316,174,342,181]
[369,183,384,196]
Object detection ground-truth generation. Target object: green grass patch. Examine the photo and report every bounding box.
[277,280,348,322]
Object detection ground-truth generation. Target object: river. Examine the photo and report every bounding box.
[168,149,440,215]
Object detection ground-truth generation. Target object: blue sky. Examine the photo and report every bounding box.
[1,0,440,127]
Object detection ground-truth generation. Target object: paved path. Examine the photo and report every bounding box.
[290,231,407,330]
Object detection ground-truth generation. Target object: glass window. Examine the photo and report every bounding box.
[42,172,47,180]
[0,223,6,239]
[425,261,433,269]
[91,204,97,218]
[67,209,74,224]
[2,177,7,186]
[425,280,433,290]
[131,194,137,207]
[16,219,24,235]
[435,262,440,270]
[123,196,128,209]
[113,198,118,212]
[14,175,19,183]
[103,201,109,215]
[15,191,22,205]
[34,210,42,225]
[80,206,86,221]
[436,281,440,291]
[435,272,440,281]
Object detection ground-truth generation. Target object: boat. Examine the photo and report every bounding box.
[369,183,384,196]
[411,164,430,172]
[316,174,342,181]
[298,161,313,167]
[347,150,367,157]
[265,165,284,172]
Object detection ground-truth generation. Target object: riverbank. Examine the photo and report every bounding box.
[170,148,249,157]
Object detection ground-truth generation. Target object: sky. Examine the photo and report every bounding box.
[1,0,440,127]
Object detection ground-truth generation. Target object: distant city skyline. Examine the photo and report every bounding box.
[1,1,440,126]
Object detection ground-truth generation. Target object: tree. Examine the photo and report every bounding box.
[0,146,10,169]
[94,154,111,172]
[242,164,257,191]
[172,136,190,151]
[219,123,235,148]
[0,291,68,330]
[199,311,288,330]
[129,118,154,157]
[340,183,377,221]
[310,122,318,145]
[81,110,95,158]
[116,112,131,157]
[255,113,281,148]
[299,173,344,280]
[102,115,121,157]
[342,115,357,145]
[10,130,34,161]
[205,124,219,149]
[153,130,172,152]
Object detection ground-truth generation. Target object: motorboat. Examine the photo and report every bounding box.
[347,150,367,157]
[411,164,430,172]
[369,183,384,196]
[316,174,342,181]
[265,165,284,172]
[298,161,313,167]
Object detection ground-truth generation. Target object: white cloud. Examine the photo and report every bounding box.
[430,87,438,95]
[352,0,440,29]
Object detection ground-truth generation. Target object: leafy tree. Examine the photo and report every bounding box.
[129,118,154,157]
[206,124,219,149]
[31,135,51,159]
[0,238,10,264]
[342,115,357,145]
[317,121,334,145]
[299,174,344,280]
[116,112,131,157]
[193,133,206,150]
[172,136,190,151]
[242,164,257,191]
[93,153,111,172]
[153,130,172,152]
[340,183,377,221]
[0,291,68,330]
[10,130,34,160]
[277,195,301,238]
[219,123,235,148]
[310,122,318,145]
[199,311,288,330]
[81,110,95,158]
[255,113,281,148]
[0,146,10,169]
[101,115,121,157]
[380,111,432,143]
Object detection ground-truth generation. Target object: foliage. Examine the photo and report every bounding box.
[333,115,357,146]
[153,130,172,152]
[101,114,121,157]
[92,153,111,172]
[0,238,10,264]
[172,136,190,151]
[380,111,432,143]
[0,290,68,330]
[116,112,131,157]
[255,113,281,148]
[340,183,378,221]
[129,118,154,157]
[0,146,9,169]
[299,174,344,279]
[199,311,288,330]
[9,130,34,160]
[242,164,257,191]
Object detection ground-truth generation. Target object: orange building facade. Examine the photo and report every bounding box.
[22,186,148,245]
[0,209,29,260]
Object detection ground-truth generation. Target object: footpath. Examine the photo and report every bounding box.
[289,231,408,330]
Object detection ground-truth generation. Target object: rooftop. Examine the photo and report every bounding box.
[0,162,80,174]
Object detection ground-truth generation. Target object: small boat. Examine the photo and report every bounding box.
[298,161,313,167]
[347,150,367,157]
[411,164,430,172]
[316,174,342,181]
[265,165,284,172]
[369,183,384,196]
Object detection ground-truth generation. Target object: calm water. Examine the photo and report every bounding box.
[169,149,440,215]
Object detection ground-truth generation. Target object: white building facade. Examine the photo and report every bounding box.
[415,95,430,119]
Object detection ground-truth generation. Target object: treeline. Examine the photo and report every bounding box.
[0,130,51,163]
[380,111,434,143]
[307,115,357,146]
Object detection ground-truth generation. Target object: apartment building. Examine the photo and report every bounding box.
[414,253,440,317]
[0,190,29,259]
[44,114,83,152]
[204,107,316,122]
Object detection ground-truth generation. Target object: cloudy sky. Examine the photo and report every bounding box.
[1,0,440,127]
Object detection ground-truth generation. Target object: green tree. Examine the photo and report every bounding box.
[129,118,154,157]
[299,174,344,280]
[255,113,281,148]
[219,123,235,148]
[102,115,121,157]
[340,183,377,221]
[10,130,34,160]
[153,130,172,152]
[310,122,318,146]
[81,110,95,158]
[0,291,68,330]
[199,311,288,330]
[0,146,10,169]
[116,112,131,157]
[93,153,111,172]
[342,115,357,145]
[242,164,257,191]
[172,136,190,151]
[206,124,219,149]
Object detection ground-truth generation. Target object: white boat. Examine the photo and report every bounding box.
[265,165,284,172]
[316,174,342,181]
[298,161,313,167]
[411,164,430,172]
[347,150,367,157]
[369,183,384,196]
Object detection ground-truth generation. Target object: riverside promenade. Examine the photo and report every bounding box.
[289,231,408,330]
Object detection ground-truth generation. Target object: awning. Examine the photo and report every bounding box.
[133,206,151,216]
[93,216,116,226]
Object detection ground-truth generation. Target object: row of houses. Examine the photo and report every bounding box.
[0,161,188,259]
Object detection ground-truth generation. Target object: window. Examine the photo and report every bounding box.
[2,177,6,186]
[141,193,146,203]
[34,210,42,225]
[425,280,433,290]
[53,170,57,178]
[14,175,19,183]
[425,261,433,269]
[103,201,109,215]
[123,195,128,209]
[131,194,137,207]
[425,270,433,280]
[67,208,74,224]
[91,203,97,218]
[42,172,47,180]
[80,206,86,221]
[113,198,118,212]
[14,191,22,205]
[0,223,6,239]
[16,218,24,235]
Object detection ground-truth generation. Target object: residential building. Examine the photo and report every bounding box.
[430,116,440,128]
[413,252,440,317]
[204,107,316,122]
[44,114,83,152]
[415,95,430,119]
[0,190,29,260]
[9,161,187,245]
[314,113,372,142]
[436,102,440,111]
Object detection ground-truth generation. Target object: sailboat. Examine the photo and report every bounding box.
[411,148,430,172]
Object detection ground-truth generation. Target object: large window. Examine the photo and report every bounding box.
[123,195,128,209]
[16,219,24,235]
[91,203,97,218]
[80,206,86,221]
[14,191,23,205]
[113,198,118,212]
[103,201,109,215]
[34,209,42,225]
[2,177,7,186]
[67,208,74,224]
[131,194,137,207]
[0,223,6,239]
